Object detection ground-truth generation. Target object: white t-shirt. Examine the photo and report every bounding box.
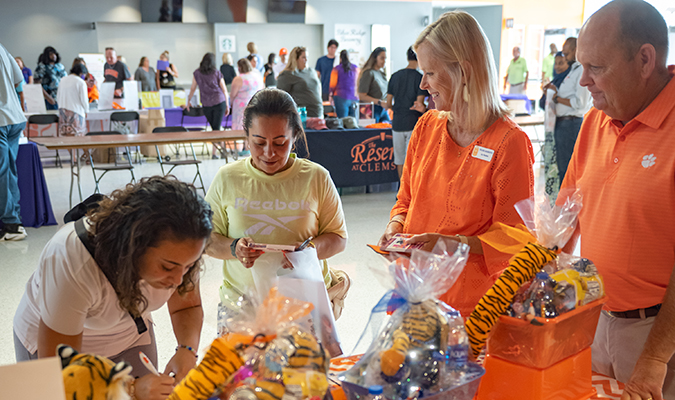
[0,43,26,127]
[13,221,175,356]
[273,62,287,79]
[57,74,89,117]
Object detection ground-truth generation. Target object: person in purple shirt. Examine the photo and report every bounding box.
[14,57,32,84]
[187,53,230,131]
[316,39,338,101]
[330,50,359,118]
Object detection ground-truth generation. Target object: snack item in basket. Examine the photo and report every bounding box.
[524,272,558,318]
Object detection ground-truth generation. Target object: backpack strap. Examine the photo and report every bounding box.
[74,219,148,335]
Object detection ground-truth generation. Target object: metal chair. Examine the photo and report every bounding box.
[152,126,205,194]
[86,131,135,193]
[110,111,142,163]
[27,114,63,168]
[180,107,209,157]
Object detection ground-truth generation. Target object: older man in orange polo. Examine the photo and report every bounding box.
[560,1,675,399]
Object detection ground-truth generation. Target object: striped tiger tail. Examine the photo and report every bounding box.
[168,337,244,400]
[465,242,556,358]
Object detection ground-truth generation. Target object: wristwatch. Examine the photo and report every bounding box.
[377,99,382,106]
[230,238,240,257]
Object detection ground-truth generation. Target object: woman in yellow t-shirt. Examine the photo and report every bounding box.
[205,88,348,303]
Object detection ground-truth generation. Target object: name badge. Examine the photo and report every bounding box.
[471,145,494,162]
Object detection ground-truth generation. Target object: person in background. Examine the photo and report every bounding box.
[559,2,675,397]
[358,47,390,123]
[277,47,324,118]
[220,53,237,93]
[13,177,212,399]
[186,53,230,133]
[204,88,347,317]
[541,43,558,86]
[330,50,359,118]
[34,46,66,110]
[549,37,590,185]
[158,51,179,89]
[246,42,264,75]
[273,48,288,79]
[134,57,158,92]
[103,47,131,98]
[263,53,277,88]
[231,58,264,131]
[385,46,428,178]
[0,42,28,241]
[379,11,534,317]
[72,58,98,104]
[246,54,261,77]
[57,63,89,137]
[15,57,32,84]
[503,46,528,94]
[316,39,339,101]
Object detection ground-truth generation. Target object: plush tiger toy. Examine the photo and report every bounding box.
[57,344,133,400]
[464,242,557,358]
[169,328,328,400]
[380,300,445,378]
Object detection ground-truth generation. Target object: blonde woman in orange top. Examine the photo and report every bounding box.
[379,11,535,316]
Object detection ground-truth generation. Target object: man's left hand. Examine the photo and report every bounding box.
[621,356,667,400]
[163,347,198,383]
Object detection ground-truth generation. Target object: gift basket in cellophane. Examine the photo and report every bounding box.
[168,287,330,400]
[340,240,486,400]
[468,191,607,400]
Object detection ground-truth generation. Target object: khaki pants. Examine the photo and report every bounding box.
[592,310,675,399]
[509,82,525,94]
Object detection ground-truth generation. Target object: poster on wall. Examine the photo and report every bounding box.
[334,24,371,68]
[218,35,236,53]
[78,53,106,92]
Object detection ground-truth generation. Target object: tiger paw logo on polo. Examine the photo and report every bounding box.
[642,154,656,168]
[168,287,329,400]
[340,239,487,400]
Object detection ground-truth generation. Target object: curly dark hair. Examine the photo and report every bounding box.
[38,46,61,65]
[88,176,212,317]
[243,88,307,151]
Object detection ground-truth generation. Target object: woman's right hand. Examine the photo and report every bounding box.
[378,221,403,248]
[134,374,175,400]
[235,237,264,268]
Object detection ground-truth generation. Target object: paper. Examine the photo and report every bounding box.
[249,243,297,252]
[157,59,170,71]
[23,84,46,114]
[160,89,174,108]
[124,81,139,111]
[98,82,115,110]
[381,233,425,253]
[0,357,65,400]
[251,249,342,357]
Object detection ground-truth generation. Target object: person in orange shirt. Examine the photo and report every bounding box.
[559,1,675,399]
[378,11,534,317]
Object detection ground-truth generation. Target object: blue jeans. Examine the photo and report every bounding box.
[374,104,391,123]
[333,96,357,118]
[554,116,583,184]
[0,122,26,225]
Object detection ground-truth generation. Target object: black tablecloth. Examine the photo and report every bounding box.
[17,143,57,228]
[296,128,398,188]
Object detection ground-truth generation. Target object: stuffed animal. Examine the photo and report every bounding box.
[169,328,328,400]
[464,242,557,358]
[379,300,446,389]
[57,344,133,400]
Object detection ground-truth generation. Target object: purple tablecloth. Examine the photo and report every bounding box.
[163,107,232,129]
[500,94,532,114]
[17,142,57,228]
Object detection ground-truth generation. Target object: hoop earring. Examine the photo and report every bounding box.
[463,85,470,103]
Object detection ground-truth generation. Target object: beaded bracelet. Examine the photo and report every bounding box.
[176,344,198,358]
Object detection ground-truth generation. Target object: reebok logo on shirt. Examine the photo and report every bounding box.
[234,198,311,212]
[642,154,656,169]
[244,214,304,236]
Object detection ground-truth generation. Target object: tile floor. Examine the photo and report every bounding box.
[0,129,545,368]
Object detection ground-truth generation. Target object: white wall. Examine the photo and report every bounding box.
[96,23,215,88]
[306,1,433,72]
[214,23,323,70]
[0,0,141,70]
